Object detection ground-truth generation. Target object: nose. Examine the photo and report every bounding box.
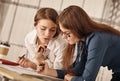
[44,30,51,37]
[62,34,67,39]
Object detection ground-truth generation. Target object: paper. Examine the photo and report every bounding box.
[0,64,63,81]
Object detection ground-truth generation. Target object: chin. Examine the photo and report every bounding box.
[68,42,74,45]
[69,41,77,45]
[44,40,49,44]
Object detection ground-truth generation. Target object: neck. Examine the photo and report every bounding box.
[80,37,85,42]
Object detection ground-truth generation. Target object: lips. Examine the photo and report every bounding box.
[44,38,50,41]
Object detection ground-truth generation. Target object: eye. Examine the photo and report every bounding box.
[50,28,56,32]
[65,32,70,37]
[40,27,46,30]
[61,32,71,37]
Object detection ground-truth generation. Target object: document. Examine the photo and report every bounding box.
[0,64,63,81]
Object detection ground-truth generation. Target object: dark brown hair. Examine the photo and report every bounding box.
[58,5,120,73]
[34,8,59,38]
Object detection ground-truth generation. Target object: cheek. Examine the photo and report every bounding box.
[52,32,56,37]
[67,37,71,41]
[64,37,71,43]
[66,38,74,44]
[37,29,44,35]
[69,38,74,44]
[49,30,56,37]
[68,37,77,44]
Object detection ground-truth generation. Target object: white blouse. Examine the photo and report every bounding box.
[24,29,66,69]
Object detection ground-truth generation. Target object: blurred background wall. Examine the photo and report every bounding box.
[0,0,120,81]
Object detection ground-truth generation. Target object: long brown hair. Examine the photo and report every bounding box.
[62,44,75,73]
[34,8,60,38]
[58,5,120,73]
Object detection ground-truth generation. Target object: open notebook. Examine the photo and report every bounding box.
[0,63,63,81]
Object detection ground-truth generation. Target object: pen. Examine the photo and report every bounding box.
[19,54,25,59]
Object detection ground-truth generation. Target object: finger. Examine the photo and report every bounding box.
[36,66,44,72]
[17,56,24,63]
[64,75,68,81]
[19,58,27,67]
[42,61,50,70]
[44,61,49,67]
[37,45,47,53]
[38,47,44,52]
[41,61,46,66]
[18,58,25,64]
[19,59,26,67]
[37,45,44,52]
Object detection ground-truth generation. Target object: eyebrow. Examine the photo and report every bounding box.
[40,25,56,28]
[62,31,70,33]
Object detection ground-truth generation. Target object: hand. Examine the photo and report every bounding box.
[17,57,36,69]
[35,45,47,63]
[36,61,50,75]
[36,61,58,77]
[64,74,74,81]
[36,62,45,72]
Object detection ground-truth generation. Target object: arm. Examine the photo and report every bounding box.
[24,33,37,60]
[37,61,58,77]
[45,39,66,69]
[19,31,37,69]
[53,42,66,69]
[18,57,37,70]
[36,60,66,79]
[43,43,66,78]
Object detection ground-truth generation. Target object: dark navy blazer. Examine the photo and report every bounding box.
[57,32,120,81]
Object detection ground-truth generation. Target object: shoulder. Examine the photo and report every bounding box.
[86,32,111,49]
[25,29,37,44]
[48,35,66,48]
[86,32,112,42]
[54,35,66,45]
[25,29,36,38]
[55,35,66,44]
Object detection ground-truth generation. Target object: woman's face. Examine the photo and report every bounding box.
[59,24,80,45]
[36,19,57,45]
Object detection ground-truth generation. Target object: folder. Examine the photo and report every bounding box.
[0,58,19,66]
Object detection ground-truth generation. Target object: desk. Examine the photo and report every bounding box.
[0,67,44,81]
[0,67,63,81]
